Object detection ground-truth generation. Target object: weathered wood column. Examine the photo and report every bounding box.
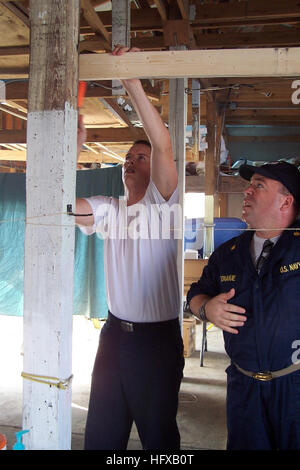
[169,77,187,322]
[203,97,217,259]
[23,0,79,450]
[191,79,201,161]
[112,0,130,95]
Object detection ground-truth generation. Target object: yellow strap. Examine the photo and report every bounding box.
[21,372,73,390]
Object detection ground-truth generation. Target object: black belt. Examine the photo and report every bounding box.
[107,311,178,333]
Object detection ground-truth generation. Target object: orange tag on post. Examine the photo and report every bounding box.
[78,81,87,108]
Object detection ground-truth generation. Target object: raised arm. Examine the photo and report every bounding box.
[113,46,177,200]
[75,114,94,227]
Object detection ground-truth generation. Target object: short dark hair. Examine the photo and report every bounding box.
[133,139,151,149]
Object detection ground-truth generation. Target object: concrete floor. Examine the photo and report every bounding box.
[0,315,229,451]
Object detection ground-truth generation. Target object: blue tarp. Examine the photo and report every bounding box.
[0,166,124,318]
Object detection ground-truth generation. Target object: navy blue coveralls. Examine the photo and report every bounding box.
[187,221,300,450]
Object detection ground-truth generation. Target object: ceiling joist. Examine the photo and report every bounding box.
[79,48,300,80]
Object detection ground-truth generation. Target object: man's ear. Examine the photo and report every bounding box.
[280,194,294,212]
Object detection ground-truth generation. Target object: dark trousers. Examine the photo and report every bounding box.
[226,364,300,450]
[84,312,184,450]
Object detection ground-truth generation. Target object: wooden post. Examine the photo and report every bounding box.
[112,0,130,96]
[23,0,79,450]
[203,97,216,259]
[168,30,187,323]
[191,79,201,162]
[169,76,187,323]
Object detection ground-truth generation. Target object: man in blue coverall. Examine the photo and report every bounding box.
[187,161,300,450]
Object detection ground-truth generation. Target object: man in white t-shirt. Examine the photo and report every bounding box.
[76,46,184,450]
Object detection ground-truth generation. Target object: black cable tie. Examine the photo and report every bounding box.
[67,204,92,217]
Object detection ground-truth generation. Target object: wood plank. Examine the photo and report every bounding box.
[0,103,27,120]
[79,48,300,80]
[227,119,300,126]
[79,5,300,32]
[1,1,30,27]
[0,3,29,46]
[228,135,300,143]
[0,127,147,144]
[80,0,111,49]
[0,129,26,143]
[4,78,161,101]
[192,16,300,30]
[247,0,300,19]
[186,174,249,193]
[153,0,168,21]
[177,0,189,20]
[192,0,300,24]
[80,8,163,32]
[195,31,300,49]
[0,46,29,55]
[4,48,300,80]
[218,175,249,193]
[221,102,300,109]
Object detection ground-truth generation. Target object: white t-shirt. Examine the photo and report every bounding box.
[78,180,180,322]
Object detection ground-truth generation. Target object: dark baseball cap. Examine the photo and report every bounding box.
[239,161,300,204]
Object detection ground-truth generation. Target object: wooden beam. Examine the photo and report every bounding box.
[227,119,300,126]
[221,102,300,109]
[80,0,111,50]
[195,31,300,49]
[2,81,28,99]
[0,46,29,55]
[0,127,147,144]
[177,0,189,20]
[193,17,300,30]
[80,8,163,32]
[4,79,161,101]
[186,174,249,193]
[228,135,300,143]
[78,48,300,80]
[1,1,30,27]
[100,98,133,127]
[0,129,26,143]
[23,0,79,450]
[4,47,300,81]
[218,175,249,194]
[0,149,123,163]
[163,20,191,47]
[153,0,168,21]
[192,0,300,24]
[0,103,27,120]
[79,4,300,33]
